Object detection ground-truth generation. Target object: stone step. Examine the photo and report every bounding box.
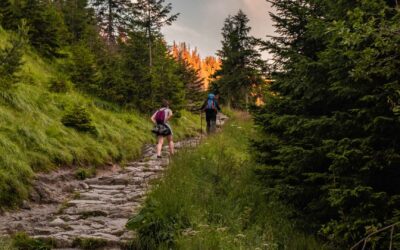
[89,185,126,190]
[0,135,213,249]
[68,200,106,205]
[123,166,144,173]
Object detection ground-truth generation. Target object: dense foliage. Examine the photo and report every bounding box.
[61,105,97,134]
[0,0,199,113]
[173,47,206,108]
[253,0,400,248]
[91,0,132,44]
[212,10,265,109]
[128,113,327,250]
[0,24,27,90]
[0,0,204,209]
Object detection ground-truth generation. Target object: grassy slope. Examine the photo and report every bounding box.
[0,238,13,250]
[0,28,201,208]
[127,112,331,250]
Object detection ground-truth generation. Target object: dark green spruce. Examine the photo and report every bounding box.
[175,53,205,108]
[132,0,179,67]
[212,10,264,109]
[252,0,400,248]
[91,0,132,44]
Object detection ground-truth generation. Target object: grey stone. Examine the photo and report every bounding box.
[79,182,89,190]
[68,200,106,205]
[89,185,126,190]
[0,133,222,248]
[50,218,66,226]
[79,193,101,201]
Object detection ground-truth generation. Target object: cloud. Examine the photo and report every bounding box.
[164,23,201,38]
[240,0,275,36]
[163,0,275,59]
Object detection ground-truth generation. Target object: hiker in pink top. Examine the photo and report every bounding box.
[151,100,174,158]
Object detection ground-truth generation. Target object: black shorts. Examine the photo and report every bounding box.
[154,123,172,136]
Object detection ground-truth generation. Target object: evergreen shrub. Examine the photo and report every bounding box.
[49,77,71,93]
[61,105,97,135]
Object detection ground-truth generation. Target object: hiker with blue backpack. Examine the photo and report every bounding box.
[151,100,174,158]
[201,93,221,134]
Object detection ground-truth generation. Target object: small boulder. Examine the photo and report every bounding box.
[22,200,31,210]
[50,217,66,227]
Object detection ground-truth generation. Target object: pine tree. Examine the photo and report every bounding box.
[132,0,179,67]
[214,10,264,108]
[23,0,66,57]
[69,42,98,93]
[0,23,27,89]
[151,45,185,116]
[171,42,221,92]
[117,31,184,113]
[0,0,26,31]
[202,56,221,90]
[0,0,16,30]
[91,0,132,44]
[175,54,205,108]
[60,0,95,41]
[253,0,400,247]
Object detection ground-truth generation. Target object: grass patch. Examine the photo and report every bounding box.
[127,112,331,250]
[0,238,15,250]
[0,28,201,208]
[10,232,55,250]
[72,237,107,250]
[75,167,97,180]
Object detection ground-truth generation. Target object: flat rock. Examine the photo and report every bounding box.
[0,134,220,248]
[89,185,126,190]
[68,200,106,205]
[50,218,66,226]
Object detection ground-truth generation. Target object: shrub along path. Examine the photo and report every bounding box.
[0,114,228,249]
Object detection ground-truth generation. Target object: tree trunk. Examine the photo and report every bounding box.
[147,0,152,68]
[245,92,249,111]
[107,0,114,44]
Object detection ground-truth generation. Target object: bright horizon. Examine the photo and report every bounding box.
[162,0,275,59]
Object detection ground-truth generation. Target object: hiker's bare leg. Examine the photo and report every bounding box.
[167,135,174,155]
[156,136,164,157]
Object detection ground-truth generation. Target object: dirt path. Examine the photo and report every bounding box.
[0,114,228,249]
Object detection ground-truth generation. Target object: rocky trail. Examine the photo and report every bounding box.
[0,114,227,249]
[0,138,200,249]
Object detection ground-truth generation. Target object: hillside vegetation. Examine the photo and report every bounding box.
[127,113,330,250]
[252,1,400,248]
[0,28,200,208]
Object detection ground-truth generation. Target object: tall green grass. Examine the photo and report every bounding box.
[127,113,331,250]
[0,28,201,208]
[0,238,15,250]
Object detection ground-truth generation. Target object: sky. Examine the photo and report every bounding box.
[162,0,275,59]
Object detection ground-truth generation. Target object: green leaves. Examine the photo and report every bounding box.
[0,23,27,90]
[213,10,265,108]
[61,105,97,135]
[23,0,66,57]
[254,0,400,247]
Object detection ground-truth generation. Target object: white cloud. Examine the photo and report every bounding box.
[163,0,275,59]
[164,23,201,38]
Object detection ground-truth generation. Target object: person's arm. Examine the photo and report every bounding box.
[165,110,173,122]
[151,112,157,124]
[215,101,221,112]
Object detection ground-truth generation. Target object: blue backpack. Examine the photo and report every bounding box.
[206,94,216,110]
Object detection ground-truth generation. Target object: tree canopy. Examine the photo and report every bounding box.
[253,0,400,248]
[213,10,265,109]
